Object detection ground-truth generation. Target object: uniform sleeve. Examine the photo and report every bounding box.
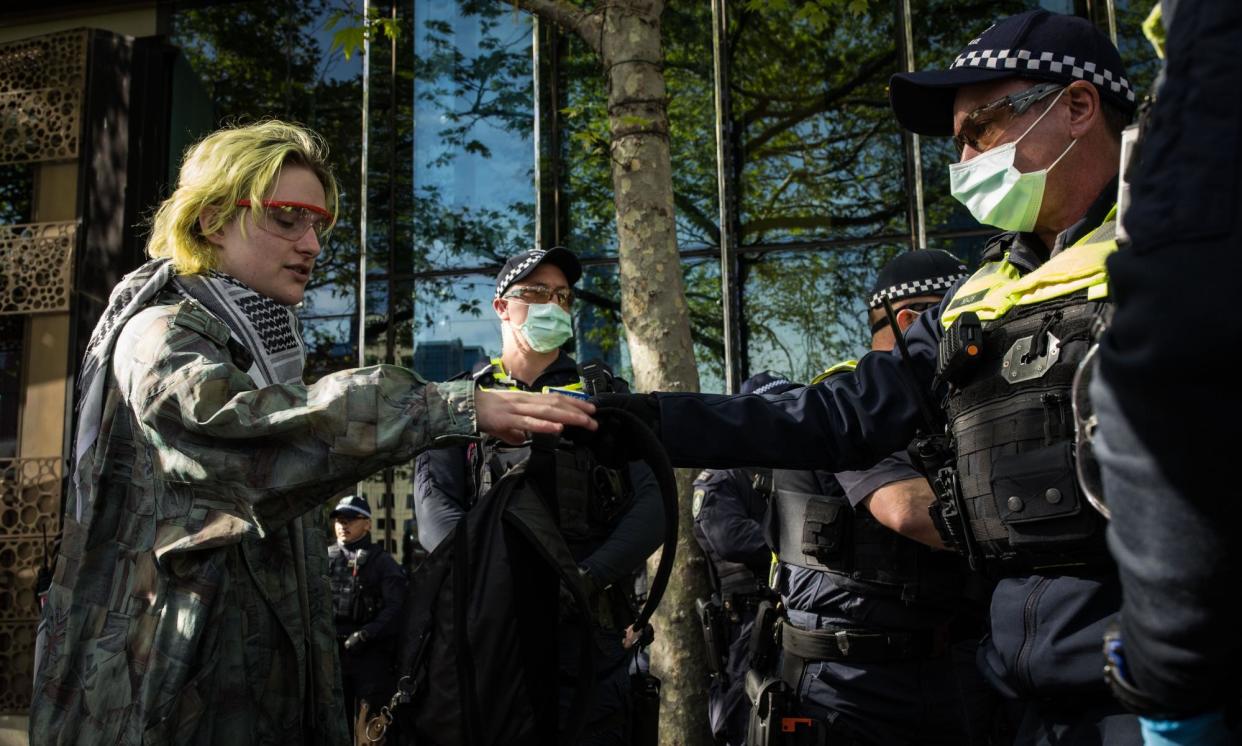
[655,302,945,471]
[695,472,768,566]
[835,450,924,508]
[413,447,470,552]
[115,307,478,557]
[577,462,665,588]
[363,552,408,641]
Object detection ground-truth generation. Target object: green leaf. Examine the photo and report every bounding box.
[330,26,366,61]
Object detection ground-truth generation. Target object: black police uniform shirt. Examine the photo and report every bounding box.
[413,351,664,589]
[781,451,960,630]
[654,182,1122,699]
[693,468,770,589]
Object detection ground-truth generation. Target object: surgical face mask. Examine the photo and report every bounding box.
[509,300,574,353]
[949,88,1077,233]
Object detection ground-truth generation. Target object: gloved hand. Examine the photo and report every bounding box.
[565,393,661,468]
[591,393,661,433]
[344,629,368,650]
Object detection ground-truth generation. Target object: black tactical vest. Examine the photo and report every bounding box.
[944,292,1111,569]
[771,469,967,602]
[328,543,384,625]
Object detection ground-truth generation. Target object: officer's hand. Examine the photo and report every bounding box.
[591,393,661,433]
[344,629,368,650]
[566,393,661,468]
[476,388,597,445]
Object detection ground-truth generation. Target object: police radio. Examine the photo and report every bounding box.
[577,360,616,396]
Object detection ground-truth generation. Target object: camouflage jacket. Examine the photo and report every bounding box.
[30,296,476,745]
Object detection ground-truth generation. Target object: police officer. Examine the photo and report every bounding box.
[1092,3,1242,744]
[329,495,409,742]
[692,370,796,746]
[765,250,996,746]
[414,247,664,745]
[598,10,1139,744]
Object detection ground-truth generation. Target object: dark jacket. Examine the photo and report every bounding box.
[328,535,407,643]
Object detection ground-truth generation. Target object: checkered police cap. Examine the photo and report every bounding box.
[889,9,1137,137]
[741,370,800,396]
[869,250,968,310]
[495,246,583,299]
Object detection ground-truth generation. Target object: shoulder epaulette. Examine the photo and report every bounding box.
[171,300,230,347]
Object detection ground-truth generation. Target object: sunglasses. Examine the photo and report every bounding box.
[236,199,334,242]
[504,284,574,311]
[952,82,1064,155]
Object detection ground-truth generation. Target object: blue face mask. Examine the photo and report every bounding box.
[510,301,574,353]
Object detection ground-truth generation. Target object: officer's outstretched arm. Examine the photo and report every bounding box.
[655,308,944,471]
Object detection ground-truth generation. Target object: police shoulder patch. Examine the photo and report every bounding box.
[692,488,706,518]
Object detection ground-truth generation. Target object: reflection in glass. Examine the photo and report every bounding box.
[412,274,501,380]
[741,246,903,385]
[729,6,906,247]
[412,2,535,269]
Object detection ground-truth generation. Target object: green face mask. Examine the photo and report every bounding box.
[512,301,573,353]
[948,87,1076,233]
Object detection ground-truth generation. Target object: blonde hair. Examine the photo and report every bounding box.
[148,120,339,274]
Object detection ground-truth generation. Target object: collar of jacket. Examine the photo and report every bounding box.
[473,351,580,391]
[979,175,1120,273]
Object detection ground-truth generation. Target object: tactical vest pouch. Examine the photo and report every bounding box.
[802,499,846,560]
[991,442,1096,549]
[773,489,848,571]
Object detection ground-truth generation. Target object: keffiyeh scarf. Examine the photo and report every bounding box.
[74,259,305,518]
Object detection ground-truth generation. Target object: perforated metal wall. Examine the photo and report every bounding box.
[0,457,61,713]
[0,30,87,165]
[0,221,76,315]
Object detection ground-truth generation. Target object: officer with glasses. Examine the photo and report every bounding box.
[414,247,664,746]
[596,10,1141,744]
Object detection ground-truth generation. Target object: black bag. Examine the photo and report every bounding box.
[393,460,592,746]
[394,408,679,746]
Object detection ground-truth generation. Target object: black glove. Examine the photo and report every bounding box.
[344,629,368,650]
[592,392,661,433]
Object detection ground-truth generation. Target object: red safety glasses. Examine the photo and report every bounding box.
[236,199,334,242]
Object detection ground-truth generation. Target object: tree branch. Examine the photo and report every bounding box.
[674,192,720,245]
[507,0,603,54]
[740,49,896,153]
[740,204,904,238]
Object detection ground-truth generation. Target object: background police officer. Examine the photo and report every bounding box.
[691,370,796,746]
[767,250,996,746]
[329,495,408,742]
[598,10,1140,745]
[414,247,664,745]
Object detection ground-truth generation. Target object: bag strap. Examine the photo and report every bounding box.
[503,474,597,746]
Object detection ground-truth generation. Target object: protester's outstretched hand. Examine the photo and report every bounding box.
[476,388,597,445]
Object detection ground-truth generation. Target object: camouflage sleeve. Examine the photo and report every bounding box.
[115,302,477,544]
